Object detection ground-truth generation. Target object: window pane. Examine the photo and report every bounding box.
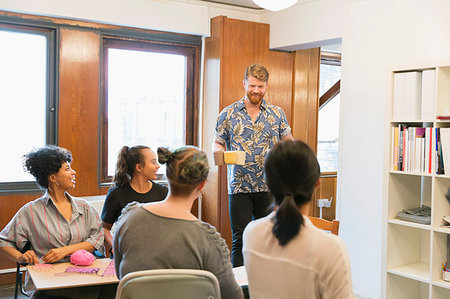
[319,64,341,97]
[317,94,340,172]
[107,49,187,176]
[0,30,47,182]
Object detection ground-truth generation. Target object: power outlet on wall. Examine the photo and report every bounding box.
[317,198,332,208]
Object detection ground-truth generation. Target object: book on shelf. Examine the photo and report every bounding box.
[393,125,435,174]
[437,128,444,174]
[439,128,450,175]
[392,126,399,170]
[424,127,435,174]
[415,128,425,173]
[398,124,404,170]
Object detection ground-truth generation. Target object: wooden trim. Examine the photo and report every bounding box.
[320,51,341,66]
[0,10,201,44]
[319,80,340,109]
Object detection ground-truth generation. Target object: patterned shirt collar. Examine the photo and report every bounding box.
[237,98,268,111]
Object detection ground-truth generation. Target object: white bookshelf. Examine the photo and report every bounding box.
[385,63,450,299]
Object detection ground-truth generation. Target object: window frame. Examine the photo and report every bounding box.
[0,20,58,194]
[317,50,341,174]
[100,34,201,185]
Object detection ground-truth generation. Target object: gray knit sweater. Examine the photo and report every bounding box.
[114,202,244,299]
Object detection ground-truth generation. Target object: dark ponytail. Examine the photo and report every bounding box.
[264,140,320,246]
[113,145,149,186]
[272,193,303,246]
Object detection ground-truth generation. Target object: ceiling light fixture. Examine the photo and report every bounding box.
[252,0,299,11]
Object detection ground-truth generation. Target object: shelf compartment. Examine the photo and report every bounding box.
[387,262,430,282]
[387,224,431,282]
[389,170,433,177]
[388,219,431,230]
[388,174,432,221]
[436,66,450,116]
[432,177,450,228]
[387,273,429,299]
[432,284,450,298]
[431,231,450,286]
[434,227,450,234]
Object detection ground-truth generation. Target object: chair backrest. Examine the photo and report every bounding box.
[115,269,221,299]
[309,217,340,236]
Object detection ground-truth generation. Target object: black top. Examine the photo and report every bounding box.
[101,182,168,224]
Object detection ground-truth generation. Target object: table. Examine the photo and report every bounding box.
[233,266,249,299]
[26,258,118,290]
[232,265,248,286]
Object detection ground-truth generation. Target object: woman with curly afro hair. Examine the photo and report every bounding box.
[0,146,106,298]
[114,146,244,299]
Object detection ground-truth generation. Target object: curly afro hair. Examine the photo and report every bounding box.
[23,145,72,189]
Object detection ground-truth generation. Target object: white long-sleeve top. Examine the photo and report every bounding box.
[243,213,353,299]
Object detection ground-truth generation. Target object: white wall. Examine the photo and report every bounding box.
[265,0,450,298]
[339,0,450,298]
[261,0,344,50]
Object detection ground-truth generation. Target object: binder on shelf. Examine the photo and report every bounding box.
[421,69,435,120]
[392,72,405,120]
[404,71,422,120]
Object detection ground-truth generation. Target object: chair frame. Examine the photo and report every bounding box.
[309,216,340,235]
[115,269,221,299]
[15,242,31,299]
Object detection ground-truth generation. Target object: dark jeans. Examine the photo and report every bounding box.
[229,192,273,267]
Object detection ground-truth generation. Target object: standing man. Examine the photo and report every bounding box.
[213,63,293,267]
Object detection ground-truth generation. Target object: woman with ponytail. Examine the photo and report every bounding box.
[243,140,353,299]
[101,146,168,252]
[114,146,243,299]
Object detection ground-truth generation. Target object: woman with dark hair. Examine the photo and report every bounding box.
[243,140,353,299]
[0,145,105,298]
[101,145,168,252]
[114,146,244,299]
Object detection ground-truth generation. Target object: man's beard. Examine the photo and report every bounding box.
[247,92,264,105]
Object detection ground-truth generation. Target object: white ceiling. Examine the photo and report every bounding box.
[198,0,263,9]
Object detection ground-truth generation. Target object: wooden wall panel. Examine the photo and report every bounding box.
[205,16,295,250]
[220,17,270,108]
[292,48,320,151]
[264,51,294,123]
[312,173,337,220]
[0,194,38,272]
[58,28,104,197]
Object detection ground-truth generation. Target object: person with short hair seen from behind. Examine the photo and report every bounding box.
[0,146,106,298]
[243,140,353,299]
[101,145,168,255]
[114,146,244,299]
[213,63,293,267]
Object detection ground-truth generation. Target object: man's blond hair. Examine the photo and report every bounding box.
[244,64,269,82]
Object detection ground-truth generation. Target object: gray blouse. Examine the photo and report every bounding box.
[114,202,244,299]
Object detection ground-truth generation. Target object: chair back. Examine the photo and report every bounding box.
[309,217,340,235]
[115,269,221,299]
